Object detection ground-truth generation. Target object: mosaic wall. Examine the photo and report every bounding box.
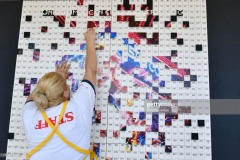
[7,0,211,159]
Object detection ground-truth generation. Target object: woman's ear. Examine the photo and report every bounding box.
[63,89,70,100]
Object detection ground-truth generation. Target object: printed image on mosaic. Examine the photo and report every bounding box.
[7,0,211,159]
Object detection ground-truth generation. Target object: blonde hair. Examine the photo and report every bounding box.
[33,72,68,111]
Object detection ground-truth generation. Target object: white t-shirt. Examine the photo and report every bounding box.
[22,80,95,160]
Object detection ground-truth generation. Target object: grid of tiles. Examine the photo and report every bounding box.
[7,0,211,159]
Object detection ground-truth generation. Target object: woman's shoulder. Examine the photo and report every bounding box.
[22,101,39,119]
[23,100,38,112]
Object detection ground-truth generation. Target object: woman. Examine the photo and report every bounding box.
[22,28,97,160]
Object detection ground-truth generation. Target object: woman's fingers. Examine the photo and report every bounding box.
[86,28,95,34]
[64,63,71,73]
[56,61,71,79]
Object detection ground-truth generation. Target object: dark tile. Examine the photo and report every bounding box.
[25,15,32,21]
[165,21,171,28]
[171,33,177,39]
[190,75,197,81]
[171,16,177,22]
[17,48,23,55]
[184,81,191,87]
[51,43,58,50]
[198,120,205,127]
[28,43,35,49]
[24,32,30,38]
[19,78,26,84]
[41,26,48,33]
[177,38,183,45]
[191,133,198,140]
[184,119,192,126]
[196,44,202,51]
[64,32,70,38]
[8,133,14,139]
[183,21,189,28]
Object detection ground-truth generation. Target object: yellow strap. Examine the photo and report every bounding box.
[26,101,68,160]
[41,105,98,160]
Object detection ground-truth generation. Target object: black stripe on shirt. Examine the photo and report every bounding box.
[25,100,34,104]
[81,79,96,95]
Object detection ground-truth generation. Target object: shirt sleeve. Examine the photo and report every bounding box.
[70,80,96,114]
[22,101,36,138]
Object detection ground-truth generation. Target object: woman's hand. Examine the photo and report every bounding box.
[84,28,96,46]
[82,28,97,86]
[55,61,71,80]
